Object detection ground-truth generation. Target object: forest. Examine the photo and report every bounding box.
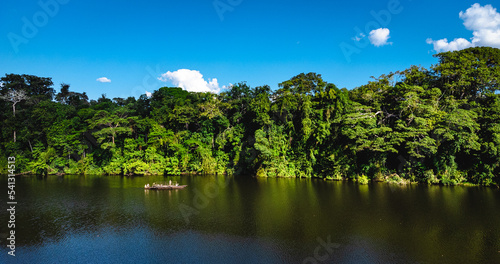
[1,47,499,186]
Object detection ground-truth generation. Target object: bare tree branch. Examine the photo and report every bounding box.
[1,89,28,117]
[1,90,28,142]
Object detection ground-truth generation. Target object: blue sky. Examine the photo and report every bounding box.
[1,0,499,100]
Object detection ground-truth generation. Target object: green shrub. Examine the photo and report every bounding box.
[385,174,410,185]
[439,169,466,185]
[424,169,440,185]
[357,174,369,185]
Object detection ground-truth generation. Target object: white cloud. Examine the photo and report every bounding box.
[368,28,392,47]
[145,91,152,97]
[158,69,225,93]
[427,3,500,52]
[461,3,500,32]
[96,77,111,83]
[426,38,473,52]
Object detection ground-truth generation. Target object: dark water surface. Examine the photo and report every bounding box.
[1,175,500,263]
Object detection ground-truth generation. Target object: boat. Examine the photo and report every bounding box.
[144,181,187,190]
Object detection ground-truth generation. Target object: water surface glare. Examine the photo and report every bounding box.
[1,175,500,263]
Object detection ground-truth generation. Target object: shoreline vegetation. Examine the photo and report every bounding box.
[1,47,500,186]
[4,172,499,189]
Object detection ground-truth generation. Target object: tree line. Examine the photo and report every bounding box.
[1,47,499,186]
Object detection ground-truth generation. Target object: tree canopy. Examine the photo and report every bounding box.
[1,47,499,186]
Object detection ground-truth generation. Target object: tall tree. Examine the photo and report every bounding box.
[88,108,135,149]
[432,47,500,99]
[1,74,55,101]
[0,90,28,142]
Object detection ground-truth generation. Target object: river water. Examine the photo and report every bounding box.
[1,174,500,263]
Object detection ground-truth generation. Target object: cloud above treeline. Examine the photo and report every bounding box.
[158,69,229,93]
[96,77,111,83]
[368,28,392,47]
[353,28,392,47]
[427,3,500,52]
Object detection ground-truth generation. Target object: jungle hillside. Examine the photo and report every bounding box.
[1,47,500,186]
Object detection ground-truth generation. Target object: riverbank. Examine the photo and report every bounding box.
[7,169,500,188]
[1,174,499,264]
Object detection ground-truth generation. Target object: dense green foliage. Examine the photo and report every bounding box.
[1,47,500,185]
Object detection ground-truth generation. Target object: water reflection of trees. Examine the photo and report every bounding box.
[1,175,499,263]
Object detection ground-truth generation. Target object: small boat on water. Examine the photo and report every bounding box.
[145,181,187,190]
